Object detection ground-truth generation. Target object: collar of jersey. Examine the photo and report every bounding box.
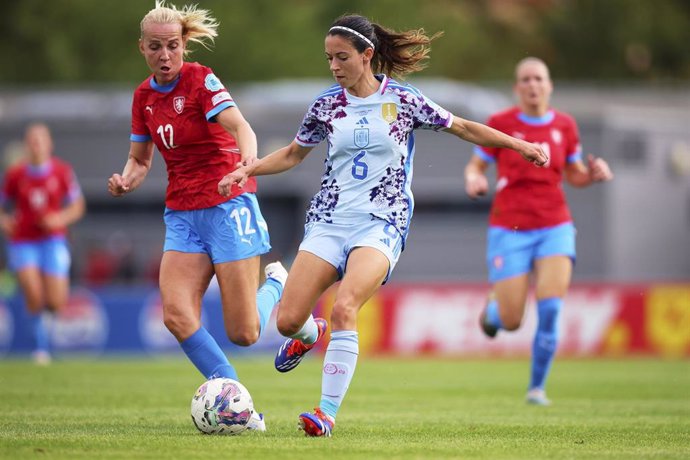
[26,160,53,178]
[517,110,555,126]
[149,74,181,93]
[344,74,388,100]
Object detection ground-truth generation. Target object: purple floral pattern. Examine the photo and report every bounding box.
[296,89,348,146]
[368,157,409,232]
[306,161,340,224]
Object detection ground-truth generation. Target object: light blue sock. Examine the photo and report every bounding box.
[319,330,359,420]
[290,315,319,345]
[28,312,49,353]
[180,327,238,380]
[485,299,504,330]
[256,278,282,335]
[530,297,562,390]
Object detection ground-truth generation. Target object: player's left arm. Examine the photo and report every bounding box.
[565,154,614,187]
[446,116,549,167]
[216,107,258,167]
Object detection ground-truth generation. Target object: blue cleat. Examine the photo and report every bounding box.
[275,318,328,373]
[479,307,498,338]
[299,408,334,437]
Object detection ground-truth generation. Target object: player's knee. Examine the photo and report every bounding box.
[227,329,259,347]
[276,309,302,337]
[501,316,523,331]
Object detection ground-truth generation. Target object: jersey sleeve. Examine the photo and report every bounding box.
[0,171,15,207]
[295,99,328,147]
[411,89,453,131]
[61,164,83,205]
[473,115,500,163]
[130,89,151,142]
[565,115,583,164]
[197,70,236,122]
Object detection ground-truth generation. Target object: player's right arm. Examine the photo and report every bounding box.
[464,155,490,199]
[108,141,155,197]
[218,140,312,195]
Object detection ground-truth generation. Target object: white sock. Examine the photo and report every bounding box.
[290,315,318,344]
[319,330,358,419]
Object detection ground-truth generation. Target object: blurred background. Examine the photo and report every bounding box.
[0,0,688,358]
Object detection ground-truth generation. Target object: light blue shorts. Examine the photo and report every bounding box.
[299,218,403,283]
[164,193,271,264]
[8,237,71,276]
[487,222,576,283]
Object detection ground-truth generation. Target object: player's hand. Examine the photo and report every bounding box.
[218,167,249,196]
[587,154,613,182]
[39,212,63,231]
[518,142,549,167]
[108,174,131,197]
[465,172,489,199]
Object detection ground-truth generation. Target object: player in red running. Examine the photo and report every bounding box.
[465,57,613,406]
[107,1,285,431]
[0,123,85,365]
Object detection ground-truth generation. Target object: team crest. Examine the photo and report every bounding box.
[551,128,562,144]
[354,128,369,148]
[173,96,185,114]
[381,103,397,124]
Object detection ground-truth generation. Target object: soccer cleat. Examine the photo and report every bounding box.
[264,261,288,287]
[479,307,498,338]
[31,350,51,366]
[246,411,266,432]
[298,408,334,437]
[526,388,552,406]
[274,318,328,373]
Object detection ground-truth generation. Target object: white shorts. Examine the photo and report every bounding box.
[299,218,403,283]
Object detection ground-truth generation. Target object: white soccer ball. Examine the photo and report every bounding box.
[190,378,254,435]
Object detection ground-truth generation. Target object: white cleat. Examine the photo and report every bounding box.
[31,350,52,366]
[246,411,266,432]
[526,388,552,406]
[264,261,288,287]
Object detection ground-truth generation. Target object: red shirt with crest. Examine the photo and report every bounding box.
[130,62,256,210]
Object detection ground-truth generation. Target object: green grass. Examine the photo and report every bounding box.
[0,357,688,459]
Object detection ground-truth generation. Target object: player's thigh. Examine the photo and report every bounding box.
[213,256,261,336]
[159,251,214,327]
[332,246,389,329]
[278,250,339,332]
[534,255,572,299]
[15,267,44,313]
[493,273,530,330]
[43,274,69,312]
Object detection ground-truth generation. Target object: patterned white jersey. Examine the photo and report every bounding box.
[295,75,453,244]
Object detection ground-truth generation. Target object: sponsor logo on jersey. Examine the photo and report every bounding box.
[356,117,369,125]
[381,103,398,124]
[173,96,185,114]
[145,106,153,114]
[354,128,369,148]
[211,91,233,106]
[551,128,562,144]
[204,73,224,92]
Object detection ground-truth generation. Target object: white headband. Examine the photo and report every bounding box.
[329,26,375,50]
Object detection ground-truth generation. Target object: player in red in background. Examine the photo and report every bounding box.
[107,1,284,431]
[465,57,613,405]
[0,123,86,365]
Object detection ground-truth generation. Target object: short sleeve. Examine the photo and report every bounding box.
[130,89,151,142]
[198,70,236,122]
[63,165,83,204]
[411,89,453,131]
[565,115,583,164]
[295,100,328,147]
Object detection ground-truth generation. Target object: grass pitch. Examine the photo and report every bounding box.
[0,356,688,459]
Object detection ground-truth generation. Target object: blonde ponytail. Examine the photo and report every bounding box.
[140,1,219,54]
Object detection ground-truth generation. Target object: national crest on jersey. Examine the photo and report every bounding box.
[129,62,256,211]
[295,75,453,245]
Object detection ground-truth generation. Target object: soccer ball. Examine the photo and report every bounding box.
[190,378,254,435]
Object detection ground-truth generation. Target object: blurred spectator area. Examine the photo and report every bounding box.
[0,80,688,285]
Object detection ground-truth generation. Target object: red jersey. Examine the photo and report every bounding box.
[130,62,256,210]
[475,107,581,230]
[1,157,82,242]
